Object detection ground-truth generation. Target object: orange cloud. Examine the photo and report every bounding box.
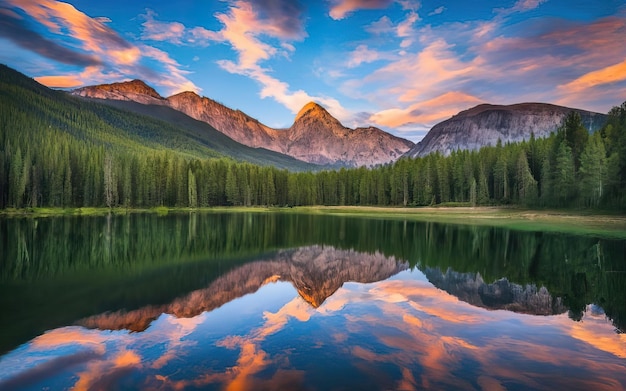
[370,91,483,128]
[5,0,199,94]
[560,59,626,93]
[34,74,84,88]
[35,65,123,89]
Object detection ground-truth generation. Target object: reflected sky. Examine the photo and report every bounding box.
[1,259,625,391]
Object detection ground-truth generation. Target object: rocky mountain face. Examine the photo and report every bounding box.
[73,79,166,105]
[78,245,408,332]
[424,267,567,316]
[406,103,607,158]
[72,82,413,167]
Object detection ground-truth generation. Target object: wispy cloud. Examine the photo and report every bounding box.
[428,6,445,16]
[0,8,101,67]
[371,91,482,127]
[346,44,395,68]
[498,0,547,15]
[1,0,199,94]
[329,0,394,20]
[211,0,351,121]
[339,4,626,135]
[140,9,220,47]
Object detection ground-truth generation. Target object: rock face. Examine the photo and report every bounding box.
[424,267,567,316]
[406,103,606,157]
[73,79,166,105]
[78,245,408,332]
[288,102,412,166]
[72,82,414,167]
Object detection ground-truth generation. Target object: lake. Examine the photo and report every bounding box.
[0,212,625,390]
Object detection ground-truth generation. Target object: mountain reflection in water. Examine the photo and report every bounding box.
[1,212,625,390]
[78,245,408,332]
[425,267,568,315]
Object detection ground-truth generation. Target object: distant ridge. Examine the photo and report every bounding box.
[406,102,607,158]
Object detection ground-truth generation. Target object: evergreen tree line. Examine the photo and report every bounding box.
[2,102,626,210]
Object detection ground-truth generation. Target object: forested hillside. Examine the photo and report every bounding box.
[0,65,315,209]
[1,64,625,210]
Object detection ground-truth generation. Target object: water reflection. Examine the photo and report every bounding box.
[1,212,625,390]
[1,267,625,390]
[78,245,407,331]
[424,268,567,315]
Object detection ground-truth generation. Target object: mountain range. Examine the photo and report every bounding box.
[73,79,609,164]
[2,64,610,170]
[73,81,414,167]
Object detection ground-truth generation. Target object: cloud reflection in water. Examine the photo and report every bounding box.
[0,246,624,390]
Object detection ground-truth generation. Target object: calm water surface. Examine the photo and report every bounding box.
[0,212,625,390]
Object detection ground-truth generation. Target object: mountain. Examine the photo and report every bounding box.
[84,98,317,170]
[73,82,414,167]
[288,102,413,166]
[78,245,408,332]
[406,103,607,158]
[73,79,165,104]
[0,64,316,170]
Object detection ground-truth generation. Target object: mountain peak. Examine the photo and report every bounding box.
[93,79,162,99]
[72,79,164,101]
[168,90,200,100]
[294,101,329,122]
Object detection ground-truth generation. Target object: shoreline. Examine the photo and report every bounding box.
[2,205,626,238]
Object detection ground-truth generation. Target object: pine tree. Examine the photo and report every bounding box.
[188,167,198,208]
[515,150,537,205]
[553,141,576,206]
[578,133,606,207]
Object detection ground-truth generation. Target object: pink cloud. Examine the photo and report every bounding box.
[370,91,483,127]
[5,0,200,95]
[340,8,626,134]
[141,10,186,44]
[329,0,394,20]
[560,59,626,93]
[346,44,396,68]
[213,1,351,121]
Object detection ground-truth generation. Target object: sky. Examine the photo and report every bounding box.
[0,0,625,142]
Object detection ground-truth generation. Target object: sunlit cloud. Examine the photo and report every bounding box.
[34,65,123,88]
[0,8,101,67]
[559,59,626,93]
[396,11,419,47]
[346,44,395,68]
[2,0,199,95]
[370,91,483,127]
[338,5,626,136]
[329,0,394,20]
[212,1,352,121]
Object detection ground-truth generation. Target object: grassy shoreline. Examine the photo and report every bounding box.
[2,205,626,238]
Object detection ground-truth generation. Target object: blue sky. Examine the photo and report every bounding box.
[1,0,625,141]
